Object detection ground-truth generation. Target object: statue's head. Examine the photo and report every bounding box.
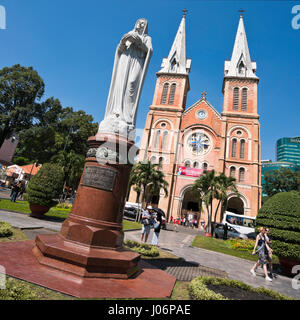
[134,18,148,35]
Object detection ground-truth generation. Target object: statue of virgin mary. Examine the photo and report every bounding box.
[97,18,153,140]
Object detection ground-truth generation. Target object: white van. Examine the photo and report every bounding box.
[222,211,255,235]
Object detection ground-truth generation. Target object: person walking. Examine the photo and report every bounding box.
[10,182,21,202]
[17,182,25,200]
[140,206,153,243]
[152,209,163,246]
[223,223,228,240]
[250,227,273,281]
[264,228,275,279]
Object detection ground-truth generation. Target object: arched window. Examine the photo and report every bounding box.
[238,61,245,75]
[150,156,156,164]
[233,87,239,110]
[185,160,191,168]
[161,83,169,104]
[231,139,237,158]
[239,168,245,182]
[230,166,236,178]
[161,131,168,150]
[193,161,199,169]
[154,130,161,148]
[241,88,248,111]
[168,83,176,105]
[240,139,245,159]
[202,162,208,170]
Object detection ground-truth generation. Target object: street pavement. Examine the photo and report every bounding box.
[0,209,299,299]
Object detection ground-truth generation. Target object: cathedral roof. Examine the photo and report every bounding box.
[158,13,191,75]
[224,14,258,80]
[184,94,222,119]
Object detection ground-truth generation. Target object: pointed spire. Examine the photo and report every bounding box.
[158,11,191,75]
[224,13,258,79]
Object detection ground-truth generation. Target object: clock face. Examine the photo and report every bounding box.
[197,110,207,120]
[187,132,211,156]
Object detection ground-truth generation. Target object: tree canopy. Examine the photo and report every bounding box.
[0,64,45,148]
[263,168,300,197]
[0,64,98,192]
[129,160,169,210]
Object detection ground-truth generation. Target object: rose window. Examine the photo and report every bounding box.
[187,132,211,156]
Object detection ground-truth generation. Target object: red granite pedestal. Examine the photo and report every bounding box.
[0,133,176,298]
[0,240,176,299]
[33,133,140,279]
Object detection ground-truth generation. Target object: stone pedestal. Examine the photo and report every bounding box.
[33,133,140,279]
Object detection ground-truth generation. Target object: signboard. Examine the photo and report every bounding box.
[82,166,116,192]
[177,166,205,178]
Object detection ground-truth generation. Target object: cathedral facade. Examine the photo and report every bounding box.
[129,13,261,223]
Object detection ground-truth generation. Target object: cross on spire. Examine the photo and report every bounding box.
[238,8,245,17]
[182,9,188,18]
[201,91,207,99]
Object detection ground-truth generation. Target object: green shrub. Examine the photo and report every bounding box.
[189,276,292,300]
[24,163,64,208]
[256,191,300,260]
[0,222,13,237]
[124,240,159,257]
[0,278,37,300]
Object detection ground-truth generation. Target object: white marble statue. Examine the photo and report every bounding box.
[97,18,153,140]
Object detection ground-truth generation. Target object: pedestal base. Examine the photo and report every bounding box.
[0,241,176,299]
[33,234,140,279]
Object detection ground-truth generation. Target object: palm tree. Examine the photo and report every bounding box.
[213,173,240,225]
[192,170,220,235]
[129,160,169,210]
[192,170,240,237]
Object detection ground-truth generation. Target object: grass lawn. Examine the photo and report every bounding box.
[192,235,279,263]
[0,199,31,214]
[123,220,142,231]
[0,199,142,230]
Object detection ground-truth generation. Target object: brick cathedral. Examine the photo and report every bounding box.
[129,13,261,223]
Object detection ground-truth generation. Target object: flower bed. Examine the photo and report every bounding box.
[189,276,292,300]
[226,238,255,252]
[124,240,159,257]
[0,278,37,300]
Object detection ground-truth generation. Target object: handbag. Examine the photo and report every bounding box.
[153,222,160,231]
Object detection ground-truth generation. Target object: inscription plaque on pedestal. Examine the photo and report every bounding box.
[82,166,116,192]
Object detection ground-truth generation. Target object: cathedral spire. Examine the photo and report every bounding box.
[224,13,258,79]
[158,11,191,75]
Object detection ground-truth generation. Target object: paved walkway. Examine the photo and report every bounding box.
[125,229,300,299]
[0,210,61,231]
[0,209,299,299]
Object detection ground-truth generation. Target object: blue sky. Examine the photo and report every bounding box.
[0,0,299,161]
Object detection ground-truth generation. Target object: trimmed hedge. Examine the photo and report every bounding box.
[256,191,300,260]
[0,222,13,238]
[189,276,292,300]
[124,240,159,257]
[24,163,64,208]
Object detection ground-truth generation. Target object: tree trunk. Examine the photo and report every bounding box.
[0,124,11,150]
[213,200,222,226]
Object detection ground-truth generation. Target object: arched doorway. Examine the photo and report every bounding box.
[181,187,201,225]
[227,197,244,215]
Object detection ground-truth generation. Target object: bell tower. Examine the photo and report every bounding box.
[129,11,191,217]
[220,11,261,217]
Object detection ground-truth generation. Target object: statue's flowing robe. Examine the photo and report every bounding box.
[104,31,152,126]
